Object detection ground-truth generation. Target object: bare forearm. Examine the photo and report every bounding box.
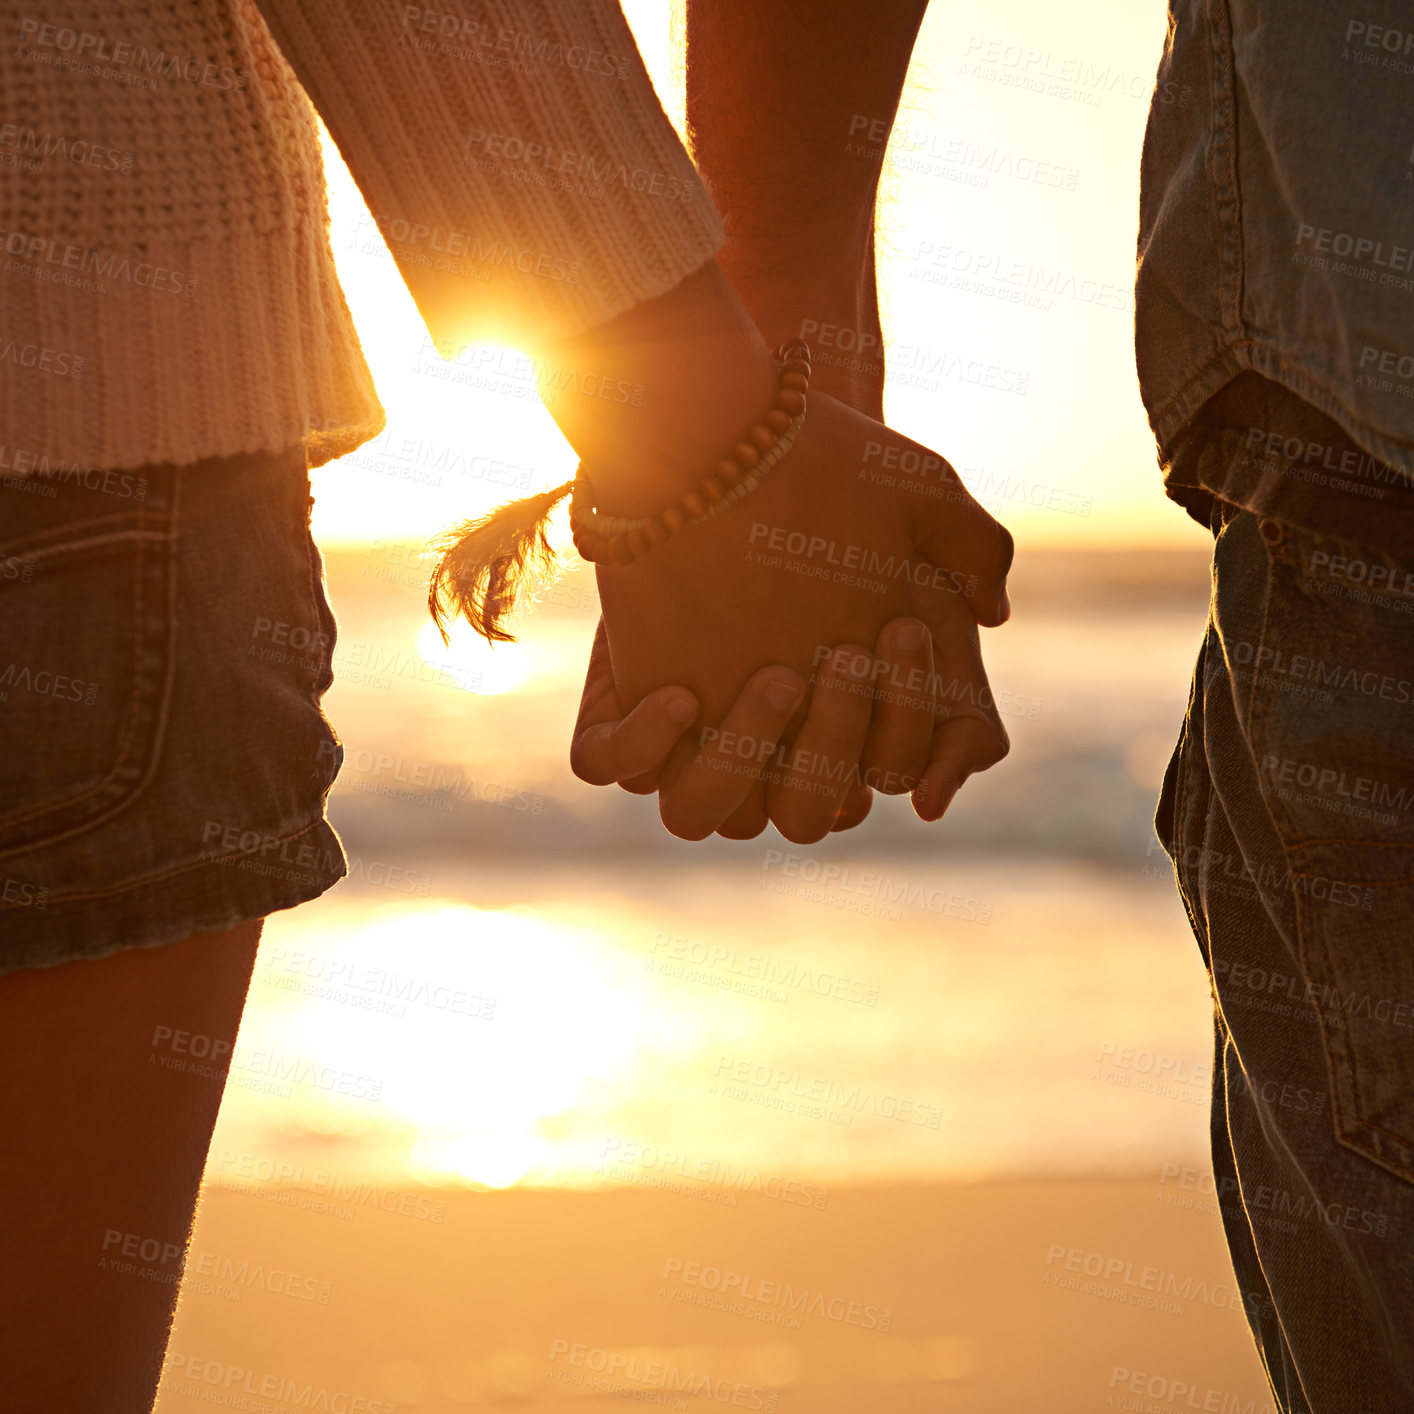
[686,0,928,407]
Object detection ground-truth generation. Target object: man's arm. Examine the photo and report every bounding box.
[685,0,1011,822]
[686,0,930,418]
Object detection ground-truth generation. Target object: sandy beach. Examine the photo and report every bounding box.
[141,541,1273,1413]
[154,1177,1273,1414]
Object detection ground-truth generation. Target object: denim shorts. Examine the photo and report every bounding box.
[1156,387,1414,1410]
[0,445,346,973]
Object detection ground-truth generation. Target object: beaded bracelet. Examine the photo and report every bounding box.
[427,341,812,643]
[568,339,812,566]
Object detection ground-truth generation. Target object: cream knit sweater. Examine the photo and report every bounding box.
[0,0,723,472]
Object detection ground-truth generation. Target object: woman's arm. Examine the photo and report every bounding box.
[250,0,722,352]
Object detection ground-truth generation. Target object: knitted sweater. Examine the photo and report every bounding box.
[0,1,723,472]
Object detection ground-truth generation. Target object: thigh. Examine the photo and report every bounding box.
[0,919,262,1413]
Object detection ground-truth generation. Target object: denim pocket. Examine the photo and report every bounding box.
[1246,521,1414,1184]
[0,488,177,856]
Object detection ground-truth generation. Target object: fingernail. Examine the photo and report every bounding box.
[894,621,927,652]
[665,692,697,725]
[764,676,803,712]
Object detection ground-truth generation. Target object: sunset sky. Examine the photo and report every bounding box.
[309,0,1205,553]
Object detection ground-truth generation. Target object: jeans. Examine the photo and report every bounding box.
[0,446,346,972]
[1157,495,1414,1410]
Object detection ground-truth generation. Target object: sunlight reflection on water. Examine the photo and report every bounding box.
[218,857,1213,1191]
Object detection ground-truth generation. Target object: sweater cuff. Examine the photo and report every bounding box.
[254,0,724,352]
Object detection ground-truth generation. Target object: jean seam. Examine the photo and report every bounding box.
[0,814,341,910]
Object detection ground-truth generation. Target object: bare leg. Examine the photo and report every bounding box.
[0,920,263,1414]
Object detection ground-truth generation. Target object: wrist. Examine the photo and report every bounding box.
[718,247,884,419]
[536,261,778,517]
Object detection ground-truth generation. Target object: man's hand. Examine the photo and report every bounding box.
[536,256,1009,841]
[594,388,1010,841]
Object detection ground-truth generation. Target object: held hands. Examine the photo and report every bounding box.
[571,389,1012,841]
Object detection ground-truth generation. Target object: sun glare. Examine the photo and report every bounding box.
[416,619,533,697]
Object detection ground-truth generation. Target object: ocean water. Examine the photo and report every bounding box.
[209,545,1220,1194]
